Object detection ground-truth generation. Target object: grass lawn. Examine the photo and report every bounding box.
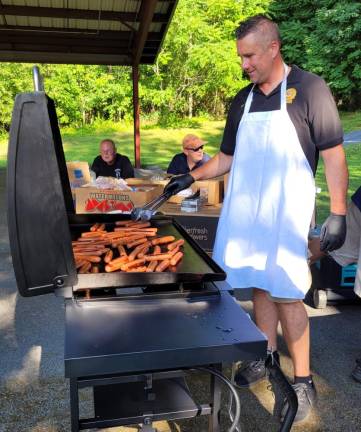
[339,111,361,133]
[60,119,226,169]
[315,143,361,222]
[1,111,360,223]
[0,119,225,170]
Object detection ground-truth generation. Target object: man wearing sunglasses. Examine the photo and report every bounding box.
[167,134,210,175]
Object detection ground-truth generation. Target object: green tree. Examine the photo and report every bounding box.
[0,0,273,132]
[306,1,361,108]
[271,0,361,109]
[269,0,318,67]
[0,63,33,131]
[145,0,271,121]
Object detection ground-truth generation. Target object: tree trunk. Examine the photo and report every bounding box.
[213,90,218,116]
[188,93,193,119]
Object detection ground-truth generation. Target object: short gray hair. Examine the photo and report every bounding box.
[235,15,281,47]
[100,139,116,149]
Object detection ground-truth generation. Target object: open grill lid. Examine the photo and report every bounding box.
[7,91,77,296]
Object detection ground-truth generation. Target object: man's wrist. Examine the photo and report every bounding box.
[330,210,347,216]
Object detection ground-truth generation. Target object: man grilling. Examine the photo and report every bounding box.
[164,15,348,423]
[91,139,134,179]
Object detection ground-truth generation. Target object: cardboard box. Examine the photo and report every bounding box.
[74,184,163,214]
[67,161,91,188]
[223,173,229,194]
[127,178,196,204]
[194,177,224,205]
[126,178,165,186]
[169,185,199,204]
[126,177,224,205]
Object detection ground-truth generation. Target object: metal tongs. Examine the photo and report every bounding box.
[131,190,172,221]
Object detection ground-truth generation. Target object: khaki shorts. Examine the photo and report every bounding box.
[264,266,312,303]
[266,293,302,303]
[253,288,305,303]
[329,201,361,297]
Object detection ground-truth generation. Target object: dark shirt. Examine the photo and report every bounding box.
[220,65,343,175]
[352,186,361,213]
[91,153,134,179]
[167,153,211,175]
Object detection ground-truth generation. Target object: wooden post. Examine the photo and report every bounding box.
[131,0,158,169]
[132,64,141,168]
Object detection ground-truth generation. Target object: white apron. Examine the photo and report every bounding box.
[213,65,315,299]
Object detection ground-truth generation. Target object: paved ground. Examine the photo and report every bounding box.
[1,167,361,432]
[344,130,361,145]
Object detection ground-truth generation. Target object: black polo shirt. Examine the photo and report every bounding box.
[167,152,211,175]
[220,65,343,174]
[91,153,134,179]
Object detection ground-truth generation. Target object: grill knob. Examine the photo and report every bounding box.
[55,277,64,287]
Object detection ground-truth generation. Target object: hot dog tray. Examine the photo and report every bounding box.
[70,215,226,290]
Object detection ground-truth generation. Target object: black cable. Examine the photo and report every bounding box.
[195,356,297,432]
[265,356,298,432]
[195,366,241,432]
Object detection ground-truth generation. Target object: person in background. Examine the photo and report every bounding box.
[91,139,134,179]
[167,134,210,175]
[164,15,348,423]
[309,185,361,384]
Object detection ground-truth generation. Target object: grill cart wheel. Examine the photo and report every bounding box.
[313,288,327,309]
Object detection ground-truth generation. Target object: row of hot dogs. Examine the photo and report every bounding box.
[72,220,184,273]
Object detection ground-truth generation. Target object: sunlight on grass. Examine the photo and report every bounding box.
[316,143,361,223]
[1,118,360,225]
[0,119,226,169]
[1,112,359,169]
[60,120,225,170]
[340,111,361,133]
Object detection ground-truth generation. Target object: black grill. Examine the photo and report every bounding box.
[6,91,276,432]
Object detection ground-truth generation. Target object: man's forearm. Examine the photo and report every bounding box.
[321,144,348,215]
[190,152,233,181]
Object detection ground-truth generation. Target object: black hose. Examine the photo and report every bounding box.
[196,366,241,432]
[265,355,298,432]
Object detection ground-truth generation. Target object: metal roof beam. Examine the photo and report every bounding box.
[132,0,158,66]
[0,43,132,55]
[0,50,132,65]
[0,6,168,23]
[0,35,132,48]
[0,26,162,41]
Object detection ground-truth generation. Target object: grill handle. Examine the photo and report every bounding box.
[33,66,44,92]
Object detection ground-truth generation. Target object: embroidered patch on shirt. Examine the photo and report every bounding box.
[286,88,297,104]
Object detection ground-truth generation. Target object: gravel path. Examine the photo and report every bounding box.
[344,130,361,145]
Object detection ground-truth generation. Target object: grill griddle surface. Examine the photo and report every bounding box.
[72,218,225,289]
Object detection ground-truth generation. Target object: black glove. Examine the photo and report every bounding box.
[320,213,346,252]
[164,173,195,196]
